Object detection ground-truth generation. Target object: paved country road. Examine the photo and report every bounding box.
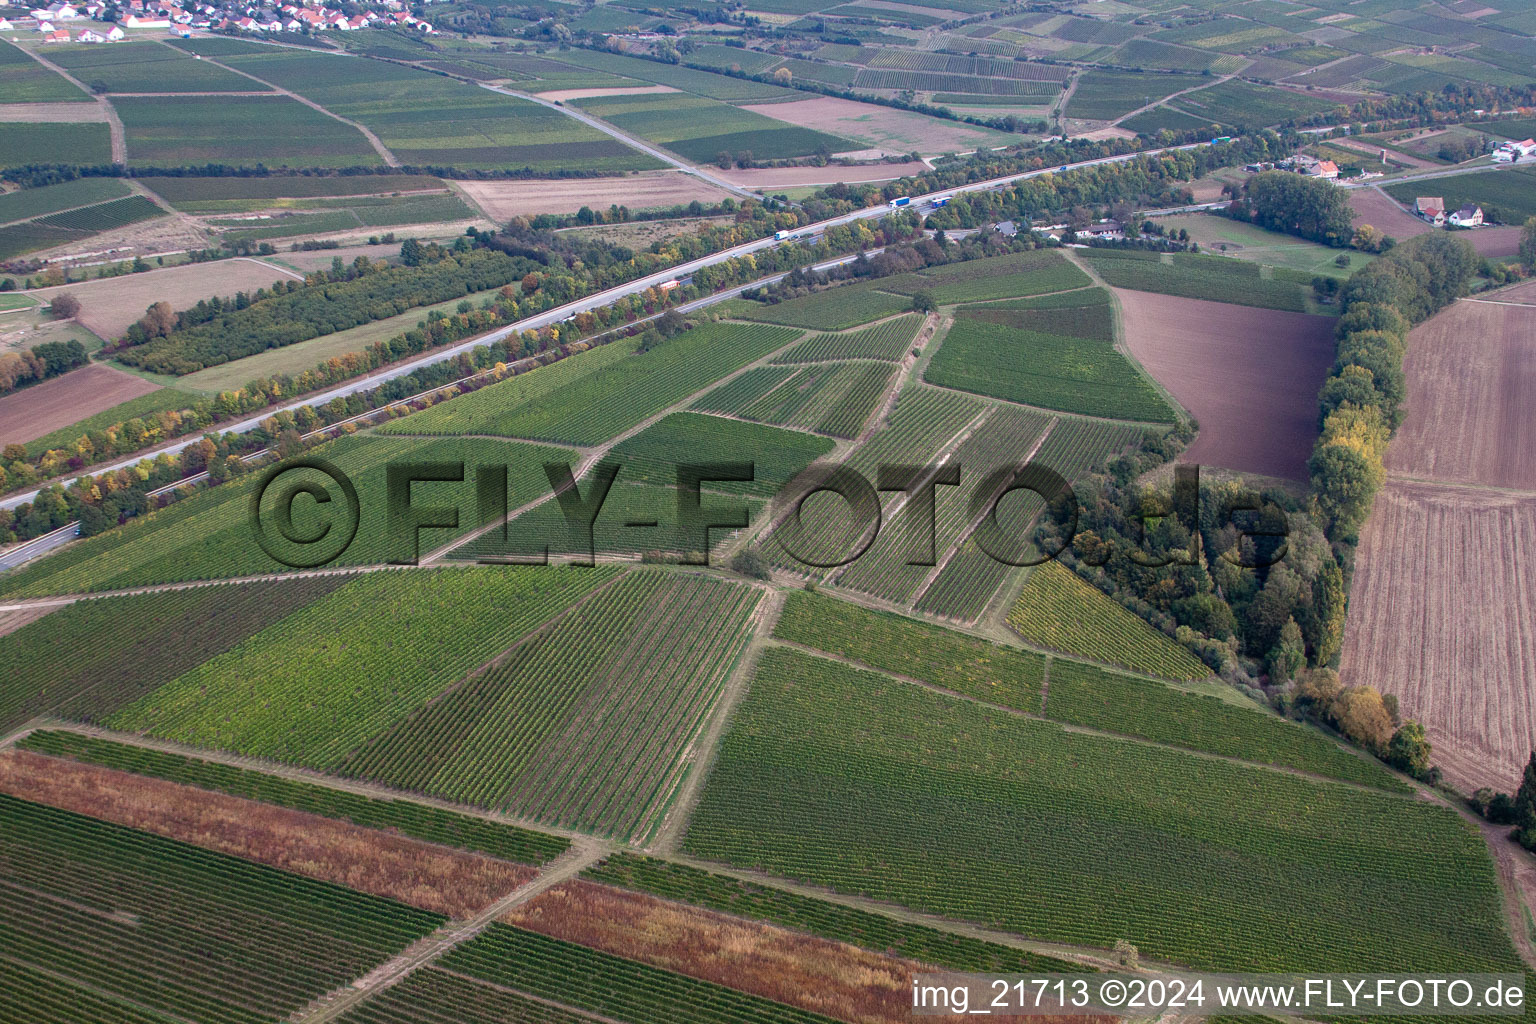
[0,141,1204,535]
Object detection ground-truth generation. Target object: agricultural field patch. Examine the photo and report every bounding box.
[1081,250,1310,312]
[46,41,266,93]
[0,363,163,447]
[738,95,1013,155]
[926,289,1174,422]
[543,48,801,103]
[1119,104,1219,135]
[213,192,479,242]
[1105,39,1225,73]
[1007,560,1208,679]
[35,194,164,233]
[0,436,577,596]
[0,794,444,1023]
[13,382,191,457]
[1115,288,1336,481]
[1065,70,1206,121]
[139,173,447,210]
[0,177,130,225]
[107,565,620,767]
[19,730,570,865]
[1168,80,1340,130]
[341,570,757,839]
[575,92,855,163]
[458,171,738,219]
[695,360,894,438]
[0,121,111,168]
[879,248,1091,304]
[771,312,922,363]
[114,94,383,168]
[684,646,1521,975]
[734,284,912,330]
[0,38,90,102]
[1152,213,1372,279]
[1383,165,1536,226]
[0,578,346,733]
[603,412,836,498]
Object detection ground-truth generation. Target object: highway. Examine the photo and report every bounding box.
[0,139,1201,541]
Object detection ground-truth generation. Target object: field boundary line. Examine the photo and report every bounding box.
[1066,254,1188,425]
[9,46,127,161]
[290,839,608,1024]
[646,585,782,855]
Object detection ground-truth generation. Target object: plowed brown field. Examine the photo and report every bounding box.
[1387,299,1536,491]
[0,363,160,446]
[1342,298,1536,793]
[1115,289,1335,481]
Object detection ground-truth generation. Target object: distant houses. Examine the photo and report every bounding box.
[1449,204,1483,227]
[1492,138,1536,163]
[1415,197,1446,226]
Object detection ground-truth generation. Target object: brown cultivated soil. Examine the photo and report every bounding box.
[1386,299,1536,491]
[0,748,532,916]
[0,605,55,638]
[29,257,297,342]
[0,363,160,446]
[459,171,736,219]
[1348,187,1432,239]
[717,161,930,187]
[740,96,1006,155]
[1115,289,1336,481]
[1341,481,1536,793]
[504,879,1103,1024]
[1488,279,1536,305]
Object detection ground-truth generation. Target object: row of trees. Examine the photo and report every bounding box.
[0,339,88,399]
[1224,170,1356,248]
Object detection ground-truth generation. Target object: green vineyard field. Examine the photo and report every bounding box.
[341,570,758,838]
[20,730,571,864]
[106,566,620,768]
[1007,561,1209,679]
[771,314,923,363]
[684,647,1516,975]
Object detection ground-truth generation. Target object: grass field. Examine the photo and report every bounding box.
[0,795,443,1023]
[1153,213,1373,279]
[342,570,758,838]
[114,94,383,168]
[1081,250,1310,311]
[221,49,659,172]
[22,729,570,865]
[46,41,266,93]
[926,289,1175,421]
[0,38,89,102]
[1042,659,1407,791]
[684,646,1521,975]
[0,578,346,733]
[573,92,854,163]
[107,565,620,767]
[1383,164,1536,225]
[1007,560,1208,679]
[0,122,112,168]
[0,436,576,597]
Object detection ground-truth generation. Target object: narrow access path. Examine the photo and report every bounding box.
[15,47,126,161]
[292,839,608,1024]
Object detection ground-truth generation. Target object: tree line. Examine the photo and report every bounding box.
[0,339,88,398]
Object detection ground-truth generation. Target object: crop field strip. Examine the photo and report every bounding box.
[735,284,912,331]
[0,794,444,1024]
[584,852,1083,973]
[770,313,922,363]
[1080,250,1310,312]
[878,249,1092,305]
[1006,561,1209,680]
[105,565,622,768]
[683,647,1521,975]
[757,385,985,578]
[340,570,759,839]
[0,38,89,102]
[572,92,855,163]
[45,40,268,93]
[427,321,803,447]
[113,94,385,168]
[436,924,845,1024]
[0,577,347,734]
[18,730,570,865]
[334,968,605,1024]
[926,290,1176,422]
[1040,660,1408,792]
[0,122,113,169]
[603,412,836,499]
[696,361,896,439]
[0,436,577,597]
[829,404,1054,605]
[217,47,660,172]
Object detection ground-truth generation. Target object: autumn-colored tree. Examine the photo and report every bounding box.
[1334,685,1395,753]
[137,300,177,339]
[50,292,80,319]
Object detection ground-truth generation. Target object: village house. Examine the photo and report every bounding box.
[1415,198,1446,226]
[1309,159,1339,180]
[1449,205,1483,227]
[0,17,14,29]
[75,26,103,40]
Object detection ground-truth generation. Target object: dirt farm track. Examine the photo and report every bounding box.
[1342,296,1536,793]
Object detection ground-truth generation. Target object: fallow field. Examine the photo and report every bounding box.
[0,363,162,447]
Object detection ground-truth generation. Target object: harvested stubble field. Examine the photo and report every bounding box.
[1342,481,1536,793]
[28,257,298,342]
[458,171,737,219]
[0,363,161,447]
[717,160,930,187]
[1115,289,1335,481]
[1386,299,1536,491]
[0,749,532,917]
[1348,187,1433,240]
[739,95,1011,154]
